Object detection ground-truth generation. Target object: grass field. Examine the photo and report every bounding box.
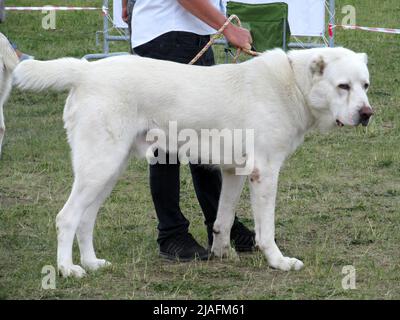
[0,0,399,299]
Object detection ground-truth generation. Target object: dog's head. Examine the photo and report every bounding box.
[303,48,373,130]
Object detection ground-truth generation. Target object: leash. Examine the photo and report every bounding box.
[189,15,261,65]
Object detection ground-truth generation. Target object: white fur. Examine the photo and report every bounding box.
[0,32,19,156]
[12,47,371,277]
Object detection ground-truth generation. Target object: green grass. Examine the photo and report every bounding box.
[0,0,399,299]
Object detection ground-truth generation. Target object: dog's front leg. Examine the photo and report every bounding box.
[249,162,304,271]
[211,170,246,258]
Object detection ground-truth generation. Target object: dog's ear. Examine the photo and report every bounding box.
[358,53,368,65]
[310,55,326,76]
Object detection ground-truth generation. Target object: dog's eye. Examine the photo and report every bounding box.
[364,83,370,90]
[338,84,351,90]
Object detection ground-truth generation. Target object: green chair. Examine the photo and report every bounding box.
[227,1,291,52]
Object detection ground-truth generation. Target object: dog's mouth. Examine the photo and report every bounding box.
[336,120,344,127]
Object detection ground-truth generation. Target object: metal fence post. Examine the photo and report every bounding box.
[329,0,335,47]
[103,0,109,54]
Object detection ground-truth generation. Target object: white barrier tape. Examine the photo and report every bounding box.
[5,6,101,11]
[331,24,400,35]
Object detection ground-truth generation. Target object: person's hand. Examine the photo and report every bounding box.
[122,5,129,22]
[223,23,253,50]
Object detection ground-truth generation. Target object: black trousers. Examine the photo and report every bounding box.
[134,31,222,244]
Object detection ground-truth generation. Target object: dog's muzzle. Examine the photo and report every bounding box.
[359,106,374,127]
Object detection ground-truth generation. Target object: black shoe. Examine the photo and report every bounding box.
[159,232,209,262]
[207,220,256,252]
[230,221,256,252]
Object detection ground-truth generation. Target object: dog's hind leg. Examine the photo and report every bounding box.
[211,170,246,258]
[76,185,115,271]
[56,134,131,278]
[249,161,304,271]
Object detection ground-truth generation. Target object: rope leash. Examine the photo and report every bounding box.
[189,15,260,65]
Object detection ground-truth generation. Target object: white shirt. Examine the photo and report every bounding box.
[131,0,226,48]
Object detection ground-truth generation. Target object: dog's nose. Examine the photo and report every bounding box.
[359,106,374,126]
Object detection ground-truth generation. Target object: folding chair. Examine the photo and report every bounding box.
[227,1,291,52]
[227,0,335,49]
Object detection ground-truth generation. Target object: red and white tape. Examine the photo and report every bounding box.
[5,6,101,11]
[329,23,400,36]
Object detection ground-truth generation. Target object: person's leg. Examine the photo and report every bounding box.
[150,151,208,261]
[189,164,223,244]
[7,39,34,61]
[189,164,254,250]
[149,150,189,242]
[141,34,222,243]
[0,0,5,23]
[136,32,255,253]
[10,42,17,50]
[187,41,256,251]
[134,32,211,260]
[187,39,219,243]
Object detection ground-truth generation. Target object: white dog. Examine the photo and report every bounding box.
[13,47,373,277]
[0,32,19,156]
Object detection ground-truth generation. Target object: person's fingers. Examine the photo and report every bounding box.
[243,34,252,49]
[245,31,253,44]
[224,25,254,51]
[240,28,252,48]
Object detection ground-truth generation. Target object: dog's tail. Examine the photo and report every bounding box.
[13,58,88,91]
[0,32,19,72]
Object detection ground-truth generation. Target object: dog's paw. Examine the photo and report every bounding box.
[211,243,238,260]
[81,259,111,271]
[268,256,304,271]
[58,264,87,278]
